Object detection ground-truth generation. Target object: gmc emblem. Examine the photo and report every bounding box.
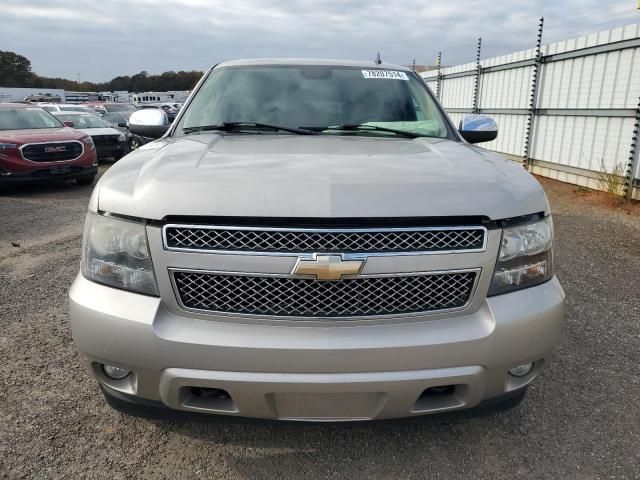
[45,146,67,153]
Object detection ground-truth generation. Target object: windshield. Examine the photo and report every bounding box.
[105,112,131,124]
[56,113,107,129]
[0,108,62,130]
[179,66,449,138]
[106,104,137,112]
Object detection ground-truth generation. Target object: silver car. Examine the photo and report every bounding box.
[69,59,564,421]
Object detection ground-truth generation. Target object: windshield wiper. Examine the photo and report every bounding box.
[183,122,318,135]
[302,124,422,138]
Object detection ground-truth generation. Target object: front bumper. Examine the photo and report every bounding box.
[94,141,128,159]
[0,165,97,185]
[70,274,564,421]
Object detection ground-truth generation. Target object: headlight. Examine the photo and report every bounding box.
[81,212,159,296]
[118,133,127,142]
[488,216,553,296]
[81,136,95,149]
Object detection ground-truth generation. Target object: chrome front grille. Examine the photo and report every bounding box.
[172,270,478,318]
[164,225,486,254]
[21,141,83,162]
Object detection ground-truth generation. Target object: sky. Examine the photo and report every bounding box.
[0,0,638,82]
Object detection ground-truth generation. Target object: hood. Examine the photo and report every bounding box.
[97,134,549,221]
[83,127,122,137]
[0,127,87,145]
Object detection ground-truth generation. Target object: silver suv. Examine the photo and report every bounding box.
[69,59,564,421]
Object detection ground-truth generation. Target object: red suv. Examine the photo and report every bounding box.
[0,104,98,190]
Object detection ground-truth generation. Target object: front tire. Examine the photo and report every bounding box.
[129,136,141,150]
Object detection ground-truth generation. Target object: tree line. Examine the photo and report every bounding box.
[0,50,203,92]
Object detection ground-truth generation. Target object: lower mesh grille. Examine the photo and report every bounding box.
[173,271,477,318]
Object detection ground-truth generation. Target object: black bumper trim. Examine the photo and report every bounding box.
[100,384,528,423]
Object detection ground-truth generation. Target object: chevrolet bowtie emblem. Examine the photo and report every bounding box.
[292,255,365,281]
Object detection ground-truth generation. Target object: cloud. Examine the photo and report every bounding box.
[0,0,637,82]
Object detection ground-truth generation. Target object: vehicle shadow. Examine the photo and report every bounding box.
[1,179,87,197]
[0,163,111,198]
[142,397,533,478]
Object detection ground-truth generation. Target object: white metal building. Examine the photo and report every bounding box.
[131,91,189,104]
[0,87,65,103]
[421,23,640,200]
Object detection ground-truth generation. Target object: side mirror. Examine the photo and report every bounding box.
[128,109,170,138]
[459,115,498,144]
[63,121,74,128]
[117,122,128,128]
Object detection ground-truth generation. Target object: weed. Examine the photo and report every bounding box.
[596,159,626,198]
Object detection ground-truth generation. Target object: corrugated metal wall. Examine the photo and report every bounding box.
[421,23,640,200]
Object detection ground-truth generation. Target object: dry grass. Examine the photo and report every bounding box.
[572,185,591,196]
[538,176,640,215]
[596,159,627,198]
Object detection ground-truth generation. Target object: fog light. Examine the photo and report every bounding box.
[509,362,534,377]
[103,364,130,380]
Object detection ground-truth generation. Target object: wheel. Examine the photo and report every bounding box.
[76,175,95,186]
[129,136,141,150]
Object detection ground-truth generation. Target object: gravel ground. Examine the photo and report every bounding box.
[1,169,639,479]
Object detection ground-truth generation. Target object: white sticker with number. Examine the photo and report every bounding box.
[361,70,409,80]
